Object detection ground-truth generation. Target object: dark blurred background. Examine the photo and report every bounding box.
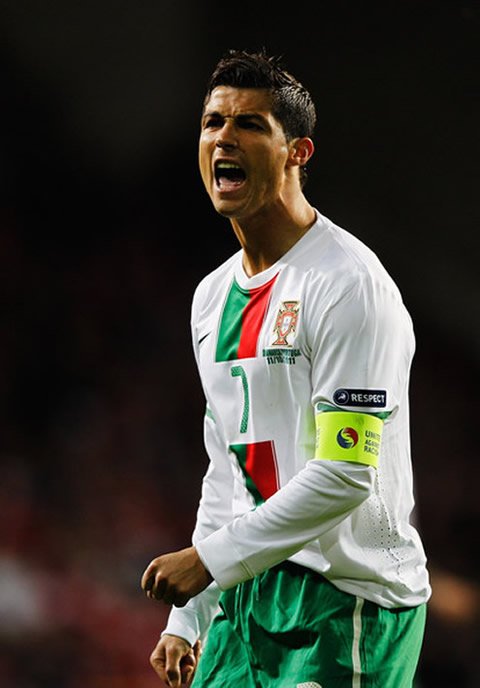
[0,1,478,686]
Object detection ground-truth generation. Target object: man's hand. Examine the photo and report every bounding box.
[141,546,213,607]
[150,634,202,687]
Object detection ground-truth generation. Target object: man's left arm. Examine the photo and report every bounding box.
[141,450,376,602]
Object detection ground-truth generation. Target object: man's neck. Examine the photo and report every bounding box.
[231,197,316,277]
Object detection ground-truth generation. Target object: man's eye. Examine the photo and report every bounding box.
[204,118,222,129]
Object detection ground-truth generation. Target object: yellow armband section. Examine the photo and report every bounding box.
[315,411,383,469]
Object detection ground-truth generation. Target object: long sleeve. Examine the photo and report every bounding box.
[196,458,374,589]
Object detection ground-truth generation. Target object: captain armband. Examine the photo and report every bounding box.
[314,408,384,469]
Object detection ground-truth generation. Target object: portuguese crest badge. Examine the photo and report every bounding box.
[272,300,300,346]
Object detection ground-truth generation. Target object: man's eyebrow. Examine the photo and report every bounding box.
[202,110,268,124]
[202,110,222,120]
[236,113,268,124]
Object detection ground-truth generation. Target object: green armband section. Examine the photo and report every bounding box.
[314,411,383,469]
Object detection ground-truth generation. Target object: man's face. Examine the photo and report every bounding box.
[199,86,291,221]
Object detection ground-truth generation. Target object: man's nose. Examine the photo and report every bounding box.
[216,119,237,150]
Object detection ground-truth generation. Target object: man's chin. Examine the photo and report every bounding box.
[211,199,246,219]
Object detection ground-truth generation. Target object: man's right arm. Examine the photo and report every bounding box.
[149,411,234,682]
[161,410,234,637]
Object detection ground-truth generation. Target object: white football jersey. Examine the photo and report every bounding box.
[164,211,431,646]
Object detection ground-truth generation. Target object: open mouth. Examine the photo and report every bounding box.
[214,161,246,191]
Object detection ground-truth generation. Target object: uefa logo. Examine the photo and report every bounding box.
[333,388,350,405]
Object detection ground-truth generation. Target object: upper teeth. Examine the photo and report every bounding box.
[217,162,241,169]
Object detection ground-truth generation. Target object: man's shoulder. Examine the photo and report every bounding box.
[192,250,240,311]
[289,213,406,322]
[306,212,401,293]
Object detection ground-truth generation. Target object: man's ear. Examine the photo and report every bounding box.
[286,137,314,169]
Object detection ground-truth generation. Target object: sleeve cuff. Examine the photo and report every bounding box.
[162,606,200,647]
[196,527,254,590]
[161,580,223,646]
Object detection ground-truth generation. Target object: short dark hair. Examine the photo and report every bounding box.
[204,49,316,187]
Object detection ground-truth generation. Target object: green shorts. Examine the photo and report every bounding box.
[192,561,426,688]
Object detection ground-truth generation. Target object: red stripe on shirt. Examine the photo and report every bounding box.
[245,440,280,501]
[237,274,278,359]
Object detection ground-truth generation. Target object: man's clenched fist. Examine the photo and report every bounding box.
[141,546,212,607]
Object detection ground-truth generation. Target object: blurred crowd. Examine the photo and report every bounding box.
[0,211,208,687]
